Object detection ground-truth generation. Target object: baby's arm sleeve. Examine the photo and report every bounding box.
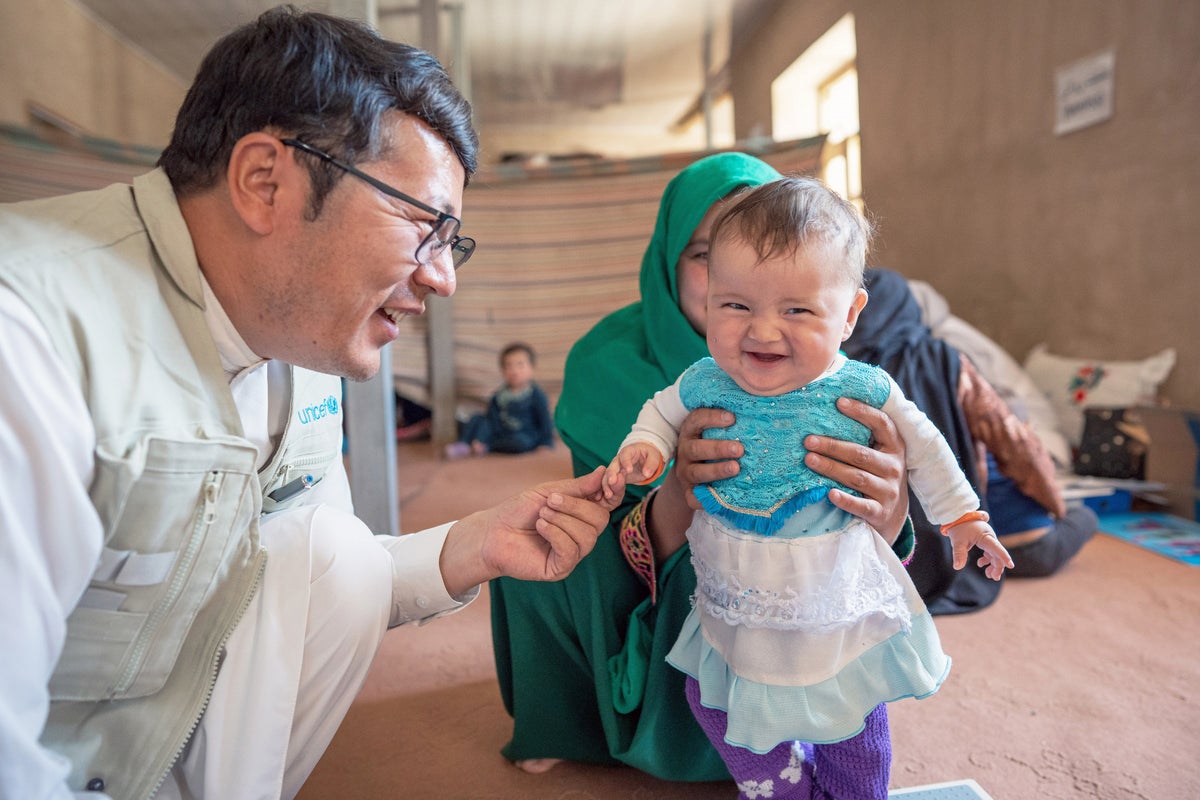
[881,375,981,524]
[618,377,689,467]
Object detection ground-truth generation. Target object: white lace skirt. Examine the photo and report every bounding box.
[667,511,950,752]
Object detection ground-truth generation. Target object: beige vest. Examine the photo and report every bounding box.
[0,170,343,799]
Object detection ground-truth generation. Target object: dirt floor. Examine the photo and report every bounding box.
[298,441,1200,800]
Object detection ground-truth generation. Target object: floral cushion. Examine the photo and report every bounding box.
[1022,344,1176,447]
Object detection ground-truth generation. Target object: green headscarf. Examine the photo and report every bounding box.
[555,152,782,471]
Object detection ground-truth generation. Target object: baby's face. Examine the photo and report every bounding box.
[705,236,867,396]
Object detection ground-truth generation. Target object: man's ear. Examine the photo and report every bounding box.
[842,287,869,341]
[226,133,291,236]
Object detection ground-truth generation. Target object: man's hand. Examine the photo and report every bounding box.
[439,467,621,595]
[805,397,910,544]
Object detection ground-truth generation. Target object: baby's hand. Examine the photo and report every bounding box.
[601,463,627,502]
[946,520,1014,581]
[603,443,665,499]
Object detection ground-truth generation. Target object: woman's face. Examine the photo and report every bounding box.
[675,198,730,336]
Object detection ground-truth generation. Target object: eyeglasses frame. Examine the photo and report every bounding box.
[279,137,475,268]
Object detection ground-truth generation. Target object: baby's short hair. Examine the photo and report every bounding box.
[710,176,873,287]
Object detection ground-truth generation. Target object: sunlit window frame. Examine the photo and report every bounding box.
[817,61,863,212]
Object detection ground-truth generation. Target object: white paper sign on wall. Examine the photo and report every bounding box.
[1055,50,1115,136]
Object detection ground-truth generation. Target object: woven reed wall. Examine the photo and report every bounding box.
[0,126,155,201]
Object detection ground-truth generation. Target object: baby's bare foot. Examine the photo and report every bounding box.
[514,758,563,774]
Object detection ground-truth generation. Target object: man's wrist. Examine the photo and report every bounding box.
[438,516,494,597]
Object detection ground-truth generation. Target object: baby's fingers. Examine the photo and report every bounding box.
[977,551,1007,581]
[602,465,621,499]
[951,538,970,571]
[606,470,628,504]
[974,531,1012,580]
[978,531,1015,568]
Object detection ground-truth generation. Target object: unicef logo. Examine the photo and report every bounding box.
[297,395,341,425]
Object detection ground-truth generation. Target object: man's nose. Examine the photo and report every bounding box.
[415,252,456,298]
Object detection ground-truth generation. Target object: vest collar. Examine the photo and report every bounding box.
[199,271,267,380]
[132,168,269,378]
[132,168,205,309]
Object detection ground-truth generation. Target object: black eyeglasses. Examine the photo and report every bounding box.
[280,138,475,269]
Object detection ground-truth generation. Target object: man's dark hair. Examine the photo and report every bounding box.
[157,5,478,217]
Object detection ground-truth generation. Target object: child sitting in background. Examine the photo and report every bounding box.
[445,342,555,459]
[603,177,1012,800]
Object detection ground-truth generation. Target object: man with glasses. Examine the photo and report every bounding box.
[0,7,617,799]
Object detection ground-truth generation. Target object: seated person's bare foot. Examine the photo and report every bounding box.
[443,442,471,460]
[470,440,489,456]
[514,758,563,774]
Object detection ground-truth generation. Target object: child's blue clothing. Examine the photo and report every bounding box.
[680,355,892,535]
[621,356,973,753]
[461,382,554,454]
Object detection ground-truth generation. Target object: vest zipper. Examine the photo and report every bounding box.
[271,454,329,485]
[113,471,223,696]
[146,521,267,799]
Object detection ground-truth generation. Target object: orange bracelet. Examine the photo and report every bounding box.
[644,452,666,484]
[939,509,990,536]
[628,451,666,485]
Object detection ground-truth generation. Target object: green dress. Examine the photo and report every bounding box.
[489,153,780,781]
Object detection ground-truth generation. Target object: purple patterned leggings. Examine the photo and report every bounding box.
[685,676,891,800]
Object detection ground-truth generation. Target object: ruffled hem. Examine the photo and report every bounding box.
[667,610,950,753]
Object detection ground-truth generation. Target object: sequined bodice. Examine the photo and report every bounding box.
[678,357,891,534]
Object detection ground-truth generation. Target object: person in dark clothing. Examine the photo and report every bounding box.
[844,268,1099,611]
[842,268,1002,615]
[446,342,555,458]
[984,453,1097,578]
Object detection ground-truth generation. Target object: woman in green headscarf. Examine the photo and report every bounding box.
[490,152,913,781]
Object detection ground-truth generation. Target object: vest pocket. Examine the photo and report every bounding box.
[50,436,258,701]
[260,435,340,514]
